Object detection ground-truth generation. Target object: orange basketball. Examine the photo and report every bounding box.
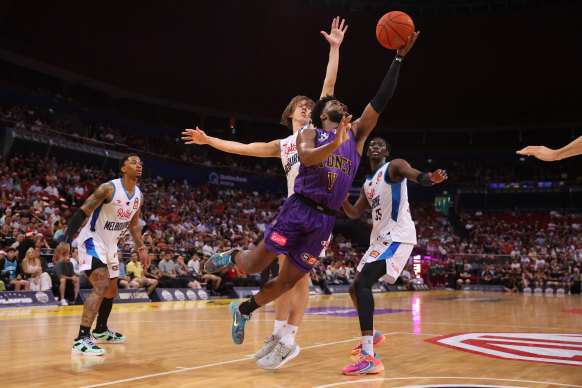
[376,11,415,50]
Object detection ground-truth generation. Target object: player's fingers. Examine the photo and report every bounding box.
[343,24,348,33]
[320,31,329,40]
[339,18,345,30]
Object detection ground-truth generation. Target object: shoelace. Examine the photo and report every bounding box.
[350,352,367,366]
[81,337,98,348]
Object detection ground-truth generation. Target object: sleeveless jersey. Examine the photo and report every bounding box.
[363,162,416,245]
[76,178,143,252]
[280,131,300,197]
[294,127,360,211]
[3,259,17,278]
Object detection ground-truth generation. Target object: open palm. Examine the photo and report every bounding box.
[321,17,348,47]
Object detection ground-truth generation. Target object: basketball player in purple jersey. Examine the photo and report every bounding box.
[205,31,420,365]
[183,17,347,369]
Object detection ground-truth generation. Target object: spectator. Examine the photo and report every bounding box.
[126,252,158,296]
[0,248,30,290]
[17,229,36,261]
[21,247,52,291]
[53,250,80,305]
[117,250,131,290]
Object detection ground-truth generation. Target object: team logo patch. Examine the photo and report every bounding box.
[133,197,139,209]
[270,232,287,246]
[366,188,375,199]
[111,265,119,271]
[174,290,185,301]
[426,332,582,366]
[318,132,329,142]
[320,240,330,248]
[301,253,317,266]
[370,251,380,258]
[35,292,49,303]
[376,171,383,183]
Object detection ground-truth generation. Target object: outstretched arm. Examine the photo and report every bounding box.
[297,115,352,166]
[516,136,582,161]
[351,32,420,154]
[182,127,280,158]
[320,17,348,99]
[342,187,369,220]
[388,158,447,186]
[52,182,114,262]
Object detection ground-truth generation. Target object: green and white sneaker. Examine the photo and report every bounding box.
[253,334,280,359]
[72,337,105,356]
[92,329,126,344]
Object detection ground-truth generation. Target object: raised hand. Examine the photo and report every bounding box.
[429,169,448,183]
[181,127,209,145]
[321,16,348,48]
[333,115,353,148]
[52,242,70,263]
[516,146,558,161]
[397,31,420,57]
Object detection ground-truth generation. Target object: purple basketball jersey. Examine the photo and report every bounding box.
[294,128,360,210]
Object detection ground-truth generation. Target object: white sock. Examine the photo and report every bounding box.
[273,320,287,337]
[362,335,374,355]
[280,324,299,346]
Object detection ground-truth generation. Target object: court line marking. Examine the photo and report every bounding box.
[312,377,582,388]
[79,335,393,388]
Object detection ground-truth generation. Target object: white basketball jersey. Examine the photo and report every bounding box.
[363,162,416,245]
[76,178,143,252]
[280,131,301,197]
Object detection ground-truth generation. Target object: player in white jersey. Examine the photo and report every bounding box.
[181,17,347,370]
[52,154,150,356]
[341,137,447,375]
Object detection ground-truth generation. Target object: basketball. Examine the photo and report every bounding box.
[376,11,415,50]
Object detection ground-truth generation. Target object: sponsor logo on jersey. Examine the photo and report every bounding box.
[301,253,317,266]
[282,142,297,155]
[283,153,299,174]
[318,132,329,142]
[426,332,582,366]
[111,265,119,271]
[104,221,130,231]
[117,208,133,219]
[133,198,139,209]
[366,188,375,199]
[370,251,380,258]
[270,232,287,246]
[391,262,400,274]
[321,240,330,248]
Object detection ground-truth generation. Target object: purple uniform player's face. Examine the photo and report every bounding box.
[325,100,349,123]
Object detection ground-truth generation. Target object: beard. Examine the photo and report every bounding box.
[327,110,346,124]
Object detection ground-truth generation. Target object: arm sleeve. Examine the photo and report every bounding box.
[63,209,87,243]
[369,56,403,114]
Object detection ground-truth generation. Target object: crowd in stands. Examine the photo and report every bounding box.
[1,86,580,187]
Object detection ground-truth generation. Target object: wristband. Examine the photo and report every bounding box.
[395,55,403,62]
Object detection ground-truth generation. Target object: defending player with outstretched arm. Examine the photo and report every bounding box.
[516,135,582,161]
[183,17,348,370]
[341,137,446,375]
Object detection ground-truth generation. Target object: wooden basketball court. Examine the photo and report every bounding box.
[1,290,580,387]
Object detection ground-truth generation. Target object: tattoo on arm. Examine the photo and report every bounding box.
[81,182,114,215]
